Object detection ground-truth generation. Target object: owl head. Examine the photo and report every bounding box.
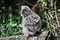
[21,6,33,18]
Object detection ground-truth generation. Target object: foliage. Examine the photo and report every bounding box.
[0,0,22,37]
[0,0,60,37]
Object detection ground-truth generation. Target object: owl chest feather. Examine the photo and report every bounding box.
[24,14,39,26]
[23,14,40,32]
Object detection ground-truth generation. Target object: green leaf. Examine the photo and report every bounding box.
[38,0,46,2]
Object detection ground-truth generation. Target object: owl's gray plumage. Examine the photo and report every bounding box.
[21,6,41,37]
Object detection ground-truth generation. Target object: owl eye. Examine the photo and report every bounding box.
[23,9,27,12]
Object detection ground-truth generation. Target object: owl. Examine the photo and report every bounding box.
[21,6,41,37]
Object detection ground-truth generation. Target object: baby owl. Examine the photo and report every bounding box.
[21,6,41,37]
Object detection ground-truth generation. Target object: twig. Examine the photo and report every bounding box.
[23,0,33,6]
[32,2,41,11]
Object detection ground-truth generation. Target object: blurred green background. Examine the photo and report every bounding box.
[0,0,22,37]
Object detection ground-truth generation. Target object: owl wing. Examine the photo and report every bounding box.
[25,14,40,25]
[24,14,41,32]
